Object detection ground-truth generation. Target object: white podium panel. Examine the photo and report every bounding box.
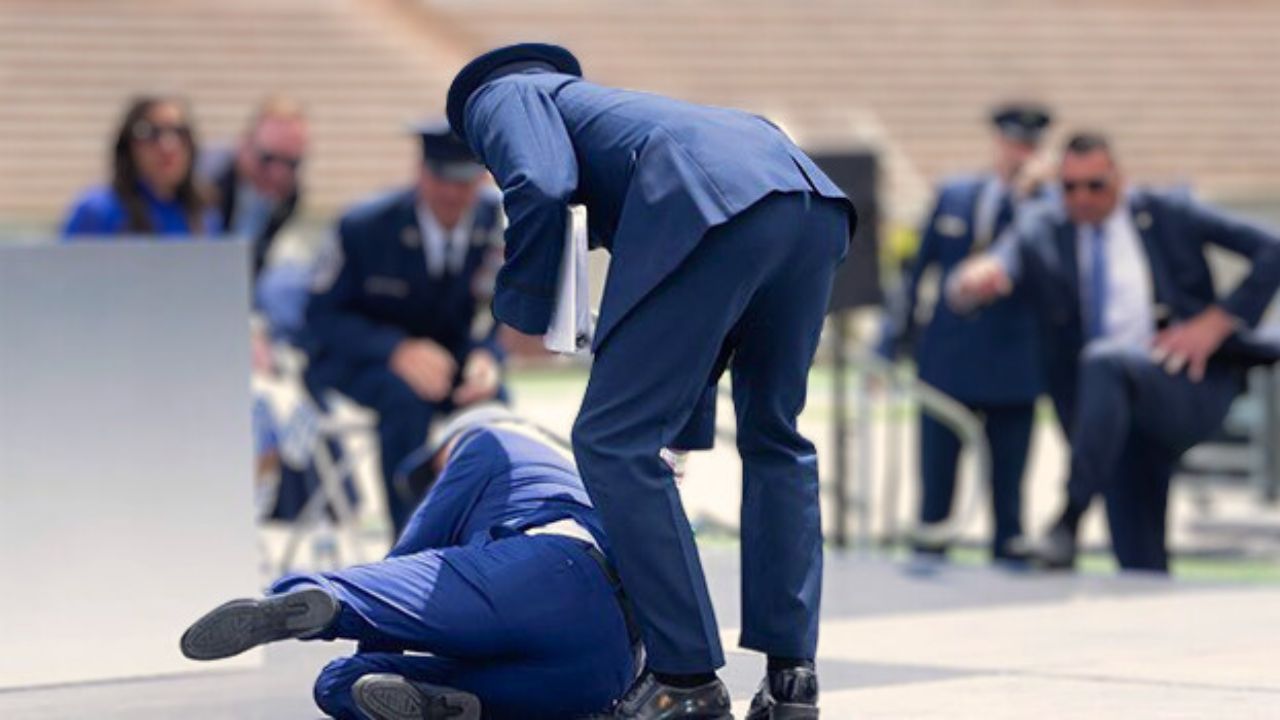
[0,241,262,688]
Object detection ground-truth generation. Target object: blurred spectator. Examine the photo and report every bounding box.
[62,96,220,238]
[204,95,309,277]
[302,120,507,538]
[880,103,1053,562]
[950,132,1280,572]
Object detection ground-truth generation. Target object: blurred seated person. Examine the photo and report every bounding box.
[203,95,309,278]
[63,96,220,238]
[303,120,507,538]
[949,132,1280,572]
[181,407,637,720]
[879,102,1054,562]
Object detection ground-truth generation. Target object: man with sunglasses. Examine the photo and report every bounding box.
[180,406,639,720]
[204,95,309,278]
[879,102,1053,564]
[950,132,1280,572]
[303,120,507,539]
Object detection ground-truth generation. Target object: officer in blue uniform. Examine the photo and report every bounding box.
[181,407,638,720]
[880,103,1053,561]
[447,44,855,719]
[951,132,1280,572]
[303,121,507,537]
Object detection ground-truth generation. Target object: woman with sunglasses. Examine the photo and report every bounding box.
[62,96,221,238]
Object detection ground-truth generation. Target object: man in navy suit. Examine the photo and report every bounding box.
[881,103,1052,562]
[304,121,507,538]
[181,407,638,720]
[446,43,855,718]
[951,132,1280,572]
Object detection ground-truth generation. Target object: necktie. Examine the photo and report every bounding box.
[1087,224,1108,340]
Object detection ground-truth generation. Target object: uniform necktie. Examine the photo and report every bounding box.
[1086,224,1108,340]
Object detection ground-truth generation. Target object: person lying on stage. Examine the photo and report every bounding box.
[180,405,639,720]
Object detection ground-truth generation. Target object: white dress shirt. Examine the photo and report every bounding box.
[416,203,473,278]
[1077,200,1155,350]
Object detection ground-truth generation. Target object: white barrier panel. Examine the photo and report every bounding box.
[0,240,262,688]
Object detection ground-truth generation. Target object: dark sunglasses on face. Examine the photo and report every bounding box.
[257,149,303,172]
[132,120,192,144]
[1061,177,1111,195]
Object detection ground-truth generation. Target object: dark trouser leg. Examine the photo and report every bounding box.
[733,198,844,661]
[279,535,636,717]
[918,414,962,529]
[1067,344,1241,566]
[339,366,438,537]
[573,193,846,674]
[1103,437,1174,572]
[983,403,1035,557]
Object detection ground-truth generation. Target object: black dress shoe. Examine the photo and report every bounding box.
[179,587,337,661]
[609,672,733,719]
[1033,521,1078,571]
[745,666,818,719]
[353,674,481,720]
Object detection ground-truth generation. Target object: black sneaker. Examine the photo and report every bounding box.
[745,666,819,719]
[610,672,733,719]
[353,674,481,720]
[179,587,337,661]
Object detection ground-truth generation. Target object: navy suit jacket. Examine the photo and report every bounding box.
[890,175,1042,404]
[386,425,610,557]
[303,187,505,391]
[996,189,1280,427]
[459,70,855,350]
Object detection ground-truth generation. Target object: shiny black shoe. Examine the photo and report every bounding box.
[609,672,733,719]
[353,674,481,720]
[745,666,819,719]
[1032,520,1079,571]
[179,587,337,661]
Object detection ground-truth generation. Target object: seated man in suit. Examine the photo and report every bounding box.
[181,407,638,720]
[950,132,1280,572]
[304,121,506,538]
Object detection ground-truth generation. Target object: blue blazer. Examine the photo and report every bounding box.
[459,70,855,349]
[387,426,609,557]
[996,189,1280,428]
[303,188,505,391]
[891,175,1042,404]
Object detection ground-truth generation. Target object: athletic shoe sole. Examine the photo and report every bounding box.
[353,674,482,720]
[179,587,337,661]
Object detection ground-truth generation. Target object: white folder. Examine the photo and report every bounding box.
[545,206,595,355]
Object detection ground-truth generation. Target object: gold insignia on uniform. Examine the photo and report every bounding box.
[401,226,420,248]
[935,214,967,238]
[1135,211,1154,231]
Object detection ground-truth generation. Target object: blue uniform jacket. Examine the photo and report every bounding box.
[996,189,1280,430]
[303,188,504,391]
[459,70,855,350]
[892,175,1042,404]
[387,425,610,557]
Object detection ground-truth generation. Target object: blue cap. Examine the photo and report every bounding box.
[411,118,484,181]
[991,102,1053,145]
[446,43,582,141]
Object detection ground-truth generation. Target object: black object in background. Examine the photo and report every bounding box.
[811,151,881,312]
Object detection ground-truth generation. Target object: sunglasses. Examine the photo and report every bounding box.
[257,149,303,172]
[1061,177,1111,195]
[132,120,192,144]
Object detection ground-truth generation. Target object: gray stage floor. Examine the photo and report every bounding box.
[3,549,1277,719]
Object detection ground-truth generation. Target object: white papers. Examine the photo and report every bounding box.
[544,206,595,354]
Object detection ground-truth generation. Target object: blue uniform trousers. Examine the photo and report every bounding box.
[273,533,636,719]
[919,403,1035,557]
[571,192,847,674]
[1067,344,1243,571]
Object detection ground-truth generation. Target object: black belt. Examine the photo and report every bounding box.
[581,543,643,648]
